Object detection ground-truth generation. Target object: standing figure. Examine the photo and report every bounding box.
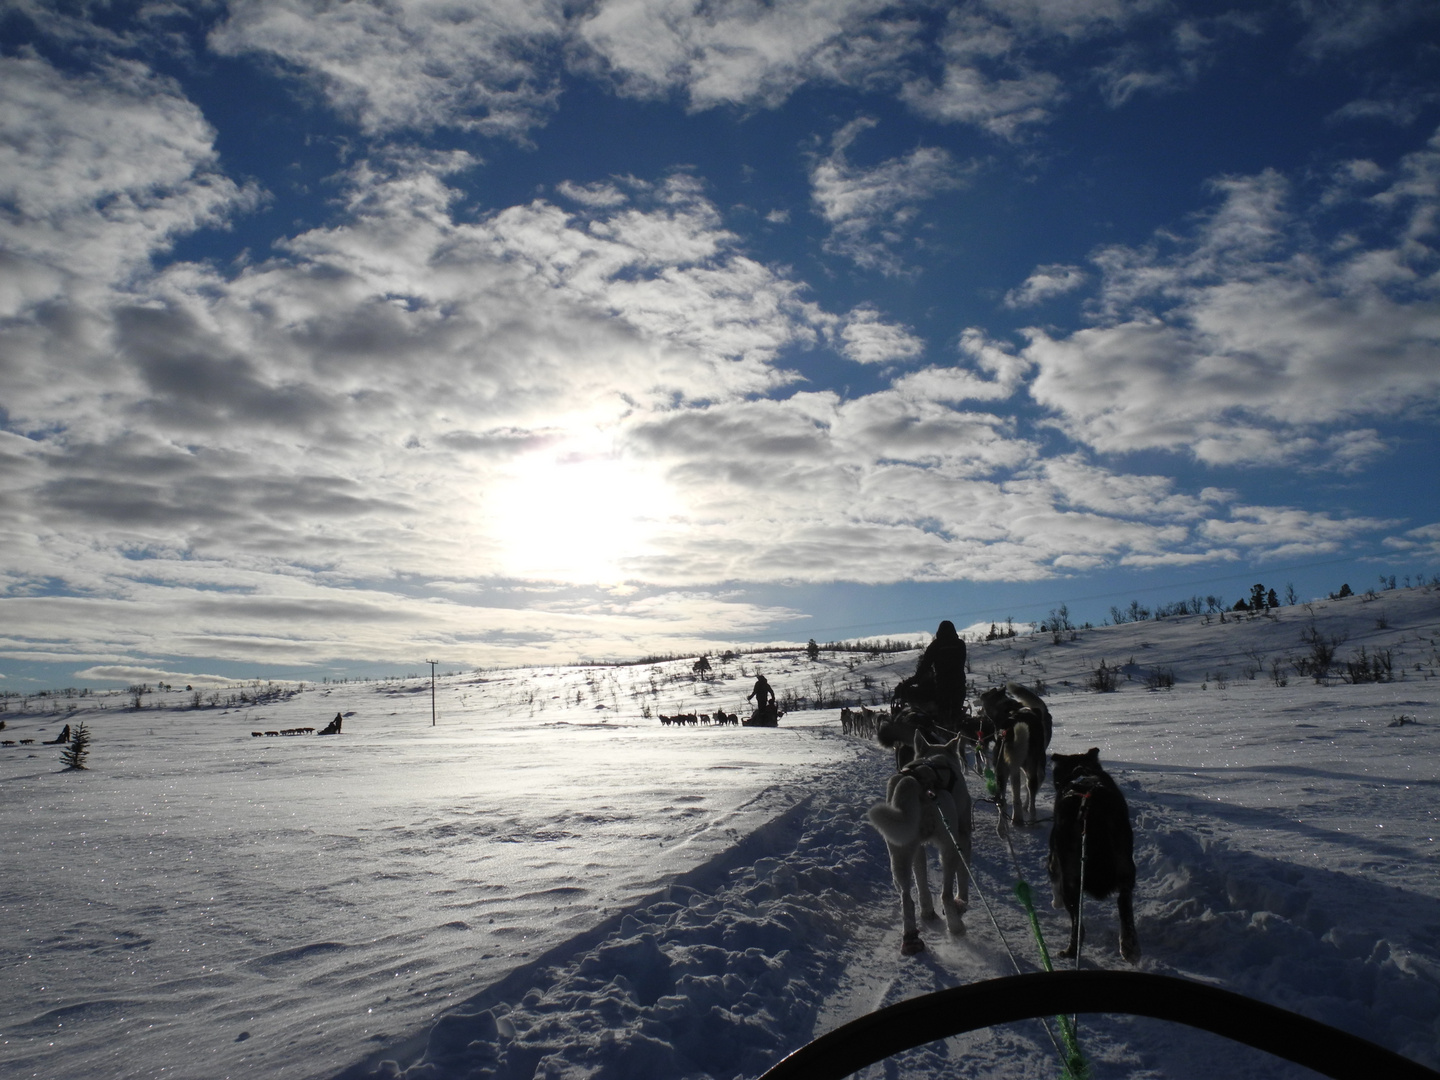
[747,674,775,710]
[914,620,967,723]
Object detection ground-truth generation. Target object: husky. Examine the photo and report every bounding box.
[867,732,972,955]
[877,706,961,770]
[978,682,1053,752]
[981,683,1052,831]
[1048,748,1141,964]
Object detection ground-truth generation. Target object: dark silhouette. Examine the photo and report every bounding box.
[746,674,775,710]
[894,620,967,725]
[47,723,71,745]
[745,674,780,726]
[318,713,343,735]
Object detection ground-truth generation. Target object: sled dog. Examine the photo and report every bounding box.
[878,706,960,770]
[1048,748,1141,964]
[981,682,1052,831]
[978,682,1053,752]
[867,732,972,955]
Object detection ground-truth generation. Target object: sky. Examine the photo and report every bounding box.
[2,0,1440,689]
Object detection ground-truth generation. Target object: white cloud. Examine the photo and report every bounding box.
[887,328,1030,404]
[211,0,567,137]
[0,156,839,617]
[1294,0,1438,59]
[1018,148,1440,467]
[1383,521,1440,559]
[1199,504,1400,560]
[0,54,259,300]
[555,179,631,207]
[839,305,925,364]
[810,117,969,273]
[574,0,918,111]
[900,8,1064,138]
[1004,263,1087,307]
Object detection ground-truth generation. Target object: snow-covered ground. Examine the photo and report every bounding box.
[1,586,1438,1079]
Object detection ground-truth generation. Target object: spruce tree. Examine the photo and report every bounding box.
[60,721,90,771]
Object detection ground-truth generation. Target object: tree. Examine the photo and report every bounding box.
[1249,583,1267,611]
[1267,588,1279,609]
[692,656,711,680]
[1332,583,1353,599]
[806,638,819,662]
[60,721,91,771]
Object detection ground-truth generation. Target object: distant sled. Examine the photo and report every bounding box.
[743,703,782,727]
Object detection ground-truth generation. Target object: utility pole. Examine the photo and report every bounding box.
[425,659,439,725]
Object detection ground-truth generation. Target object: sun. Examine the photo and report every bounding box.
[486,445,674,583]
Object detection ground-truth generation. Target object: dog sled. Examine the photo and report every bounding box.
[743,702,781,727]
[757,970,1439,1080]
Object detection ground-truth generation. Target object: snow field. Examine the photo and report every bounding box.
[1,585,1438,1078]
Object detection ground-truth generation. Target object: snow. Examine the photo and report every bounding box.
[1,587,1438,1079]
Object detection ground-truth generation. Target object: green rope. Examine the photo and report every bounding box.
[1014,880,1090,1080]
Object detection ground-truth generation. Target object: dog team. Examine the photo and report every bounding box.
[867,620,1140,963]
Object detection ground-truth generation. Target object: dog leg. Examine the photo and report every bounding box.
[993,761,1010,838]
[1050,853,1083,959]
[912,845,938,923]
[1025,763,1041,826]
[941,820,969,937]
[1117,883,1141,963]
[889,846,925,955]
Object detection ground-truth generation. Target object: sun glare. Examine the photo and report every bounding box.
[487,449,674,582]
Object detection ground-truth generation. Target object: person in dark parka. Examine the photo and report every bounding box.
[914,620,967,723]
[747,674,775,710]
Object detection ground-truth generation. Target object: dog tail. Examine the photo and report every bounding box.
[1005,681,1049,718]
[867,777,923,845]
[1009,719,1030,765]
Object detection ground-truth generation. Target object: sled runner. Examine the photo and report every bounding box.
[757,970,1439,1080]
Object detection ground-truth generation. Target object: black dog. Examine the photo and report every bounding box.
[1048,748,1140,963]
[979,683,1052,829]
[978,683,1052,753]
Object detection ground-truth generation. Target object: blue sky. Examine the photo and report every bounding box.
[2,0,1439,688]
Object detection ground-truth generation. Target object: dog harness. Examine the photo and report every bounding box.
[1057,772,1105,832]
[900,754,959,801]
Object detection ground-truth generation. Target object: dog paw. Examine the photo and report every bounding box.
[901,932,926,956]
[921,909,941,922]
[1121,939,1142,964]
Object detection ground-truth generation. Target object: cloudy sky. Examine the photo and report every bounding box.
[2,0,1439,687]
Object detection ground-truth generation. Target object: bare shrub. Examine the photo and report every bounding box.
[1088,661,1118,693]
[1143,667,1175,690]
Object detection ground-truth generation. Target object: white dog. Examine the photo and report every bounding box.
[867,732,972,955]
